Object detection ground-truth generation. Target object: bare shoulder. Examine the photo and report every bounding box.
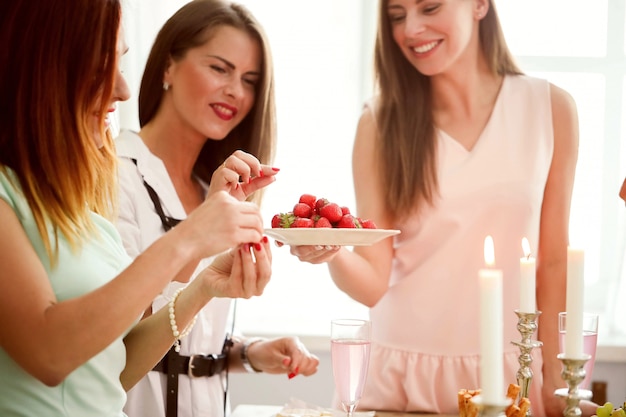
[548,83,579,151]
[549,83,578,122]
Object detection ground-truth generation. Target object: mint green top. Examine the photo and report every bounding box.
[0,170,132,417]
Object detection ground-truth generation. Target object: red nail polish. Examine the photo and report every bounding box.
[271,167,280,172]
[254,243,261,251]
[288,372,296,379]
[259,170,264,178]
[262,236,268,243]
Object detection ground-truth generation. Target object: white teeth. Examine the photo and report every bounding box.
[214,104,233,116]
[413,40,438,54]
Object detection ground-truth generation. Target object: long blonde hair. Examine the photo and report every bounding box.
[373,0,522,221]
[0,0,122,262]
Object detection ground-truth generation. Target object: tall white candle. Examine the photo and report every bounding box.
[479,236,504,403]
[565,247,585,358]
[519,238,536,313]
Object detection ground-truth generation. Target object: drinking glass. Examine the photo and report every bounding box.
[558,312,599,389]
[331,319,371,417]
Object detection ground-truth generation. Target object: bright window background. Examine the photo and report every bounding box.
[119,1,626,345]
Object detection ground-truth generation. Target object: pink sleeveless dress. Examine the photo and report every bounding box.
[358,75,553,415]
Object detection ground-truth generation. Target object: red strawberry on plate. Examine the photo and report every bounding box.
[299,194,317,209]
[319,202,343,224]
[293,202,312,218]
[360,219,377,229]
[292,217,314,228]
[336,214,359,229]
[314,216,332,228]
[271,212,295,228]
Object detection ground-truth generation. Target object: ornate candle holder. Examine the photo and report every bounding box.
[554,353,592,417]
[511,310,543,416]
[472,395,512,417]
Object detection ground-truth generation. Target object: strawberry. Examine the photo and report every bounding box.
[340,206,351,215]
[292,217,314,228]
[271,212,295,228]
[293,202,312,218]
[360,219,377,229]
[314,198,329,214]
[336,214,360,229]
[314,216,332,228]
[298,194,317,209]
[319,202,343,224]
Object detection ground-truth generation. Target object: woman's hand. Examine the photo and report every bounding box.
[198,236,272,299]
[177,191,264,259]
[277,242,341,264]
[245,336,319,377]
[209,150,278,201]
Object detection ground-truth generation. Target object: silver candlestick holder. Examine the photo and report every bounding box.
[511,310,543,416]
[554,353,592,417]
[472,395,512,417]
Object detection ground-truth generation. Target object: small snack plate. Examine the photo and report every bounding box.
[263,228,400,246]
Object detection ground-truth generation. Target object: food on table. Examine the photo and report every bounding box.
[504,383,530,417]
[458,388,481,417]
[271,194,378,229]
[593,402,626,417]
[457,383,530,417]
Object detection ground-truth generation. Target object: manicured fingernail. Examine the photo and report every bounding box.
[259,170,264,178]
[262,236,268,243]
[254,243,261,251]
[244,243,251,251]
[271,167,280,172]
[288,372,296,379]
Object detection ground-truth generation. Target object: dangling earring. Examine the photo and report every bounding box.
[163,82,170,91]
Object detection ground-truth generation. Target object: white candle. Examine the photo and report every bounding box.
[519,238,536,313]
[479,236,504,403]
[565,247,585,358]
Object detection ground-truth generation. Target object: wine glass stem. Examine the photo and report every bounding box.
[345,403,357,417]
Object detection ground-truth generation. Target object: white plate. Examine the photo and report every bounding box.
[263,228,400,246]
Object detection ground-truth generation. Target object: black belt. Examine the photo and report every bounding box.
[152,346,228,417]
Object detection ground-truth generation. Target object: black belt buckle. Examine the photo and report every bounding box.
[188,353,219,378]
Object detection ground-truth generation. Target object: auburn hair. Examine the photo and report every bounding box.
[0,0,122,262]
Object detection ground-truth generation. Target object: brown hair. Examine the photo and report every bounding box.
[373,0,522,221]
[138,0,276,205]
[0,0,122,261]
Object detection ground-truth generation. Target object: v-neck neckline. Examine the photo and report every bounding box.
[437,76,508,154]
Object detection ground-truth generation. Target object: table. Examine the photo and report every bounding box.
[231,405,458,417]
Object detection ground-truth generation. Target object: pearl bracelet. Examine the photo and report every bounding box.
[168,288,197,353]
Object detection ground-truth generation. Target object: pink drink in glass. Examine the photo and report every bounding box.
[331,339,371,408]
[558,330,598,389]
